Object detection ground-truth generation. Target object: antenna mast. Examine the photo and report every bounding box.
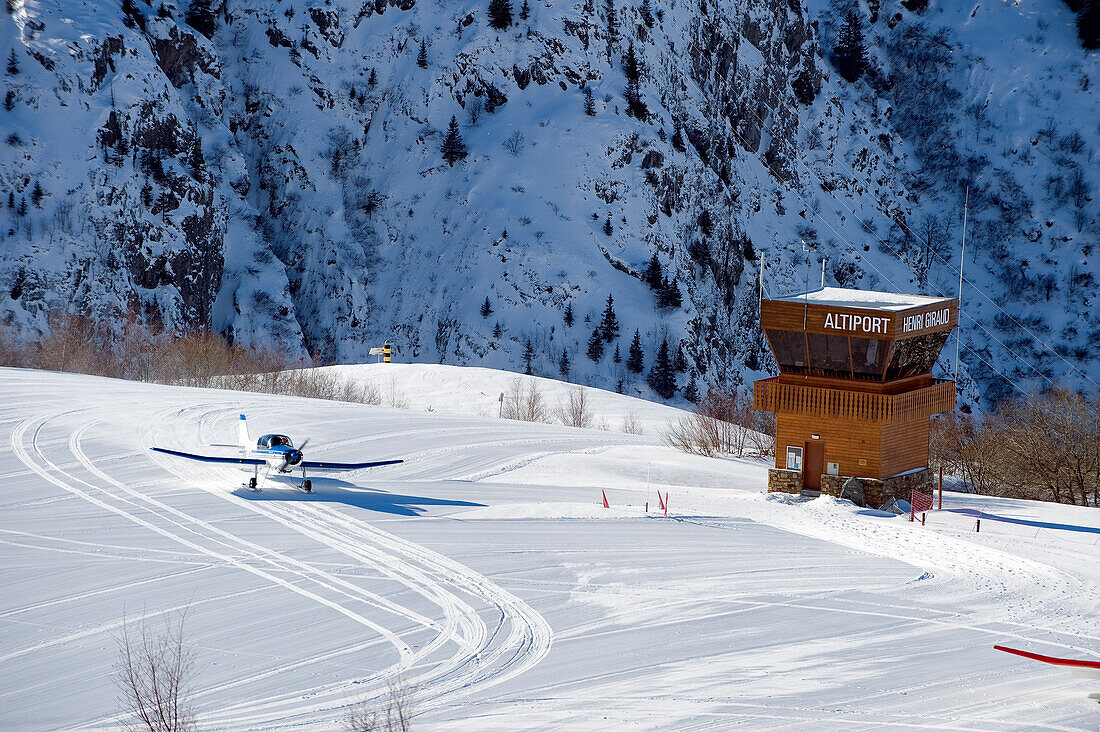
[801,240,811,330]
[954,187,969,382]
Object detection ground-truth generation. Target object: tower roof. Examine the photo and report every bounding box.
[770,287,953,313]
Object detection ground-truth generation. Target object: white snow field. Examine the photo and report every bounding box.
[1,365,1099,731]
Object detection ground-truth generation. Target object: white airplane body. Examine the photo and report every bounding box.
[151,414,403,492]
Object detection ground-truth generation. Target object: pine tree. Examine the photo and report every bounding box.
[626,330,644,373]
[6,50,18,76]
[598,294,619,341]
[639,0,654,27]
[583,86,596,116]
[615,378,624,394]
[488,0,513,30]
[6,191,13,209]
[523,338,535,375]
[520,0,530,20]
[697,209,713,237]
[834,11,868,83]
[493,322,503,339]
[603,0,618,58]
[30,181,43,208]
[643,253,663,290]
[368,68,378,88]
[682,372,699,403]
[559,348,570,377]
[122,0,145,30]
[417,40,428,68]
[646,339,676,399]
[3,89,13,111]
[586,328,604,362]
[16,197,26,216]
[621,42,647,120]
[564,303,574,327]
[480,296,493,318]
[658,277,682,309]
[622,41,641,84]
[440,116,468,165]
[612,344,621,363]
[603,215,613,236]
[1079,0,1100,49]
[673,343,687,373]
[671,123,685,152]
[184,0,216,39]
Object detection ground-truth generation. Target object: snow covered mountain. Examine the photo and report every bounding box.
[1,0,1097,406]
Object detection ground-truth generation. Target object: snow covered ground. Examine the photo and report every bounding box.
[313,362,694,436]
[1,365,1099,730]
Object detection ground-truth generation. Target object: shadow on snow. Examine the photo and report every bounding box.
[941,508,1100,536]
[232,475,483,517]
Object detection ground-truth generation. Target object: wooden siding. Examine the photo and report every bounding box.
[754,378,955,424]
[761,298,957,339]
[774,413,882,478]
[772,412,934,480]
[880,418,932,478]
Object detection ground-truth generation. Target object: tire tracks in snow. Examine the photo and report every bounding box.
[144,404,552,728]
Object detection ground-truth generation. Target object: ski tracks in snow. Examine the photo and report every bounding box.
[7,403,552,729]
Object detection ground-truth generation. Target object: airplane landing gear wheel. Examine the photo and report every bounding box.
[248,477,257,490]
[303,479,312,493]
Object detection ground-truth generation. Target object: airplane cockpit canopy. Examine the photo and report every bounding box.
[257,434,294,448]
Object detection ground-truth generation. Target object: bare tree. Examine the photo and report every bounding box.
[113,611,197,732]
[913,213,951,286]
[556,386,594,428]
[932,390,1100,507]
[502,130,526,157]
[501,378,550,423]
[663,387,755,457]
[620,410,644,435]
[346,680,415,732]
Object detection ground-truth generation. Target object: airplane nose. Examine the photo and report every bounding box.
[285,450,303,466]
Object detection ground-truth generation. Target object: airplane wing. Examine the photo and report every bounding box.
[300,458,404,470]
[994,645,1100,675]
[150,447,266,466]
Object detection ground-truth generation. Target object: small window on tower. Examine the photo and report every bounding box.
[786,446,803,471]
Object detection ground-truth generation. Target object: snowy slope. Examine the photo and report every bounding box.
[311,361,699,433]
[2,1,1096,407]
[2,365,1099,730]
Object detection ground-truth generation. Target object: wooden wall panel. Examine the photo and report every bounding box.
[880,419,932,478]
[774,413,883,479]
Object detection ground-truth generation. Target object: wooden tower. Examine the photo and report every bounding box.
[753,288,957,505]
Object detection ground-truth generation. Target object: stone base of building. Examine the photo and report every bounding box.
[768,468,933,509]
[767,469,804,493]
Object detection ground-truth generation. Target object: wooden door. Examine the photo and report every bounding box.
[803,441,825,489]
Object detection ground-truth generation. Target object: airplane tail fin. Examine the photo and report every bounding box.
[238,414,250,454]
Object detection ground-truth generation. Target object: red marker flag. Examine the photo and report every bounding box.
[602,490,610,509]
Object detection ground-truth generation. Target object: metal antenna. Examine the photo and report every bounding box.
[801,240,812,330]
[954,187,969,383]
[758,250,764,314]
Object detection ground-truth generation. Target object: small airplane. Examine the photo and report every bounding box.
[994,645,1100,702]
[151,414,403,492]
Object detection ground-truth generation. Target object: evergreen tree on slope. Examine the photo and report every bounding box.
[441,116,468,165]
[647,339,676,399]
[488,0,513,30]
[834,11,868,83]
